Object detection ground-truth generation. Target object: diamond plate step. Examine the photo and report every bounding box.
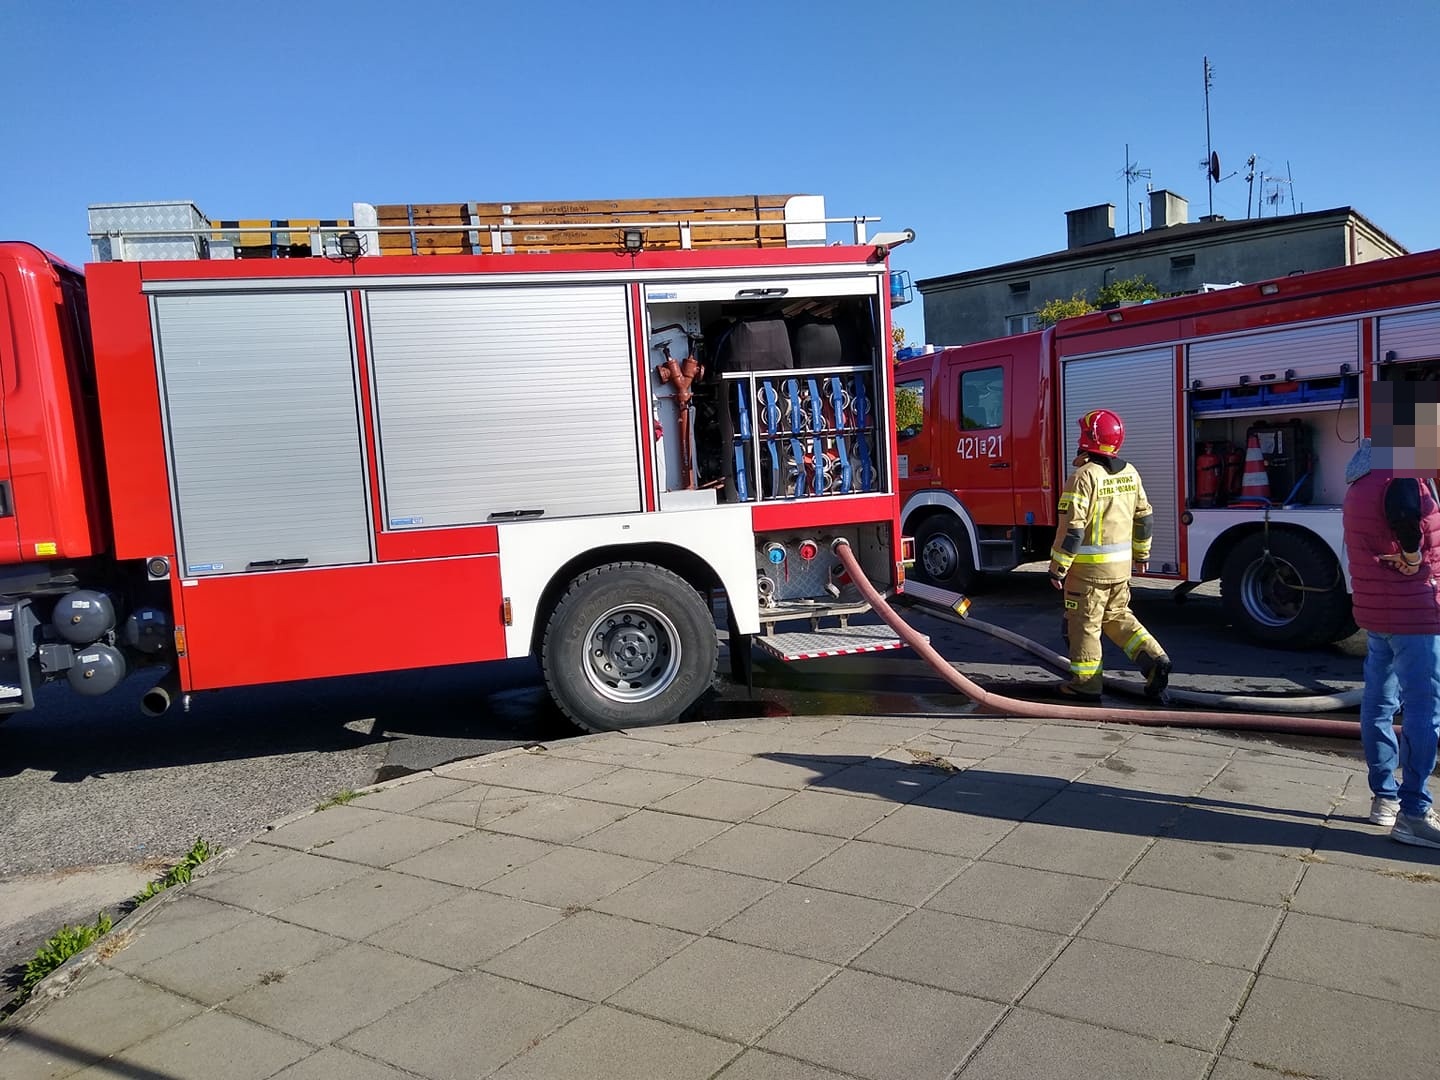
[754,625,920,662]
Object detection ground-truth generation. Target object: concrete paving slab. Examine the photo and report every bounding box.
[791,839,964,906]
[224,942,452,1044]
[574,808,730,862]
[1026,789,1188,835]
[475,794,633,843]
[269,1047,422,1080]
[8,967,199,1064]
[488,1005,739,1080]
[364,891,562,969]
[925,861,1111,934]
[711,884,906,964]
[1288,860,1440,935]
[436,752,616,793]
[339,972,588,1079]
[563,767,702,808]
[676,823,844,881]
[1262,911,1440,1012]
[256,805,391,851]
[1079,883,1281,969]
[852,802,1014,858]
[1313,816,1440,871]
[1021,938,1251,1051]
[917,773,1060,817]
[271,868,462,939]
[714,1049,852,1080]
[620,745,754,778]
[649,777,794,822]
[130,913,342,1004]
[591,863,778,933]
[1226,974,1437,1079]
[102,894,249,972]
[968,749,1092,785]
[480,909,692,1001]
[1164,804,1325,856]
[982,821,1153,879]
[956,1007,1211,1080]
[86,1009,310,1080]
[481,846,659,908]
[187,850,370,913]
[1125,839,1304,905]
[304,813,470,868]
[389,828,556,888]
[609,936,836,1042]
[802,762,950,803]
[353,775,475,814]
[759,969,1001,1080]
[721,753,856,789]
[405,784,544,828]
[853,908,1064,1001]
[749,790,896,838]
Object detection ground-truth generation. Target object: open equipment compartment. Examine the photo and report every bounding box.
[644,279,886,508]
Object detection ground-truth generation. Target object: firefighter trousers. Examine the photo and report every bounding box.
[1062,579,1165,693]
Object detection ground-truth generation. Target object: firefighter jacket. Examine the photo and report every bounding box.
[1050,455,1154,585]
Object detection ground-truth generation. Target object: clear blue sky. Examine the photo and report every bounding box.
[4,1,1437,342]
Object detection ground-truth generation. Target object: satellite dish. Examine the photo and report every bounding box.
[1209,152,1221,183]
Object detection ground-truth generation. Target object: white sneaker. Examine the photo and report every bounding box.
[1391,810,1440,849]
[1369,796,1401,826]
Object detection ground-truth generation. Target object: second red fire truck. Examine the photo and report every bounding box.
[898,248,1440,648]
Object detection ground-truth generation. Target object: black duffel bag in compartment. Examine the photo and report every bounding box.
[712,316,794,372]
[790,310,870,369]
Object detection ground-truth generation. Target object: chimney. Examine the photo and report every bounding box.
[1147,189,1188,230]
[1065,204,1116,248]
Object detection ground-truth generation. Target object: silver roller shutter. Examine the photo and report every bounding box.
[1063,348,1179,573]
[154,292,372,576]
[1187,322,1358,388]
[1378,307,1440,364]
[366,285,640,527]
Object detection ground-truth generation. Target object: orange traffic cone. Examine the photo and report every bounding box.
[1239,434,1270,501]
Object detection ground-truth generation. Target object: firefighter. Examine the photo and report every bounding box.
[1048,408,1173,701]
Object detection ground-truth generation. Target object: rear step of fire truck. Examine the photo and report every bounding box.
[0,600,39,713]
[751,580,969,662]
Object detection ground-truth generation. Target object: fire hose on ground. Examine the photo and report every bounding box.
[830,538,1366,739]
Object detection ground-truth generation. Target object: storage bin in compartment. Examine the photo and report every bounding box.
[1302,374,1359,403]
[1190,388,1226,413]
[1223,384,1264,409]
[1260,381,1304,406]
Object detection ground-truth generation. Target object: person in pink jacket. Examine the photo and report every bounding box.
[1341,381,1440,848]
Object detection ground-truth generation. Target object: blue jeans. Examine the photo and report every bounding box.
[1361,631,1440,817]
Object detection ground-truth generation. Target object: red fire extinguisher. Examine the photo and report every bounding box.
[1195,442,1221,507]
[1223,443,1245,502]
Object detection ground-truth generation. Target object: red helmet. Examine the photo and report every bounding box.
[1077,409,1125,455]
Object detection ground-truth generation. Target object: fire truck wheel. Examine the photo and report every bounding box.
[913,516,980,593]
[542,562,718,732]
[1220,531,1351,649]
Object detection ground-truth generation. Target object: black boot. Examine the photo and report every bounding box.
[1139,654,1172,701]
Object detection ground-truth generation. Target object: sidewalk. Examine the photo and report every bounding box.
[2,712,1436,1080]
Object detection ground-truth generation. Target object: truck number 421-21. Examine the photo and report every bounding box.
[956,435,1003,459]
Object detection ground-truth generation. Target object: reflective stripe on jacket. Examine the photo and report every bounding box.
[1051,459,1154,584]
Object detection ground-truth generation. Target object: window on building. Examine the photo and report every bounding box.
[897,379,925,440]
[960,367,1004,430]
[1170,253,1196,270]
[1009,280,1031,295]
[1005,312,1038,336]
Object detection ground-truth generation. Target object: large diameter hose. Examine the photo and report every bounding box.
[832,539,1362,739]
[922,606,1362,714]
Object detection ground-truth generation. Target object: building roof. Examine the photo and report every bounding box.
[916,206,1407,290]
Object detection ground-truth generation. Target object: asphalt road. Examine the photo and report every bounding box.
[0,565,1369,998]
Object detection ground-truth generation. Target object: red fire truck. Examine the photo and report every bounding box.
[897,248,1440,648]
[0,195,914,731]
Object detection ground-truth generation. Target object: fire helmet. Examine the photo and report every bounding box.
[1077,408,1125,456]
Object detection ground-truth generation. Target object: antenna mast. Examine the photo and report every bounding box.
[1203,56,1216,217]
[1122,144,1151,234]
[1245,154,1257,219]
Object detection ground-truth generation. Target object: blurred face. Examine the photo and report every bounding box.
[1372,384,1440,475]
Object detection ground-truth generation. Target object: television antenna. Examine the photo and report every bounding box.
[1262,174,1292,216]
[1202,56,1218,217]
[1121,144,1151,234]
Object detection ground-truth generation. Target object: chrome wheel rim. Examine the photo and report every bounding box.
[584,603,682,703]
